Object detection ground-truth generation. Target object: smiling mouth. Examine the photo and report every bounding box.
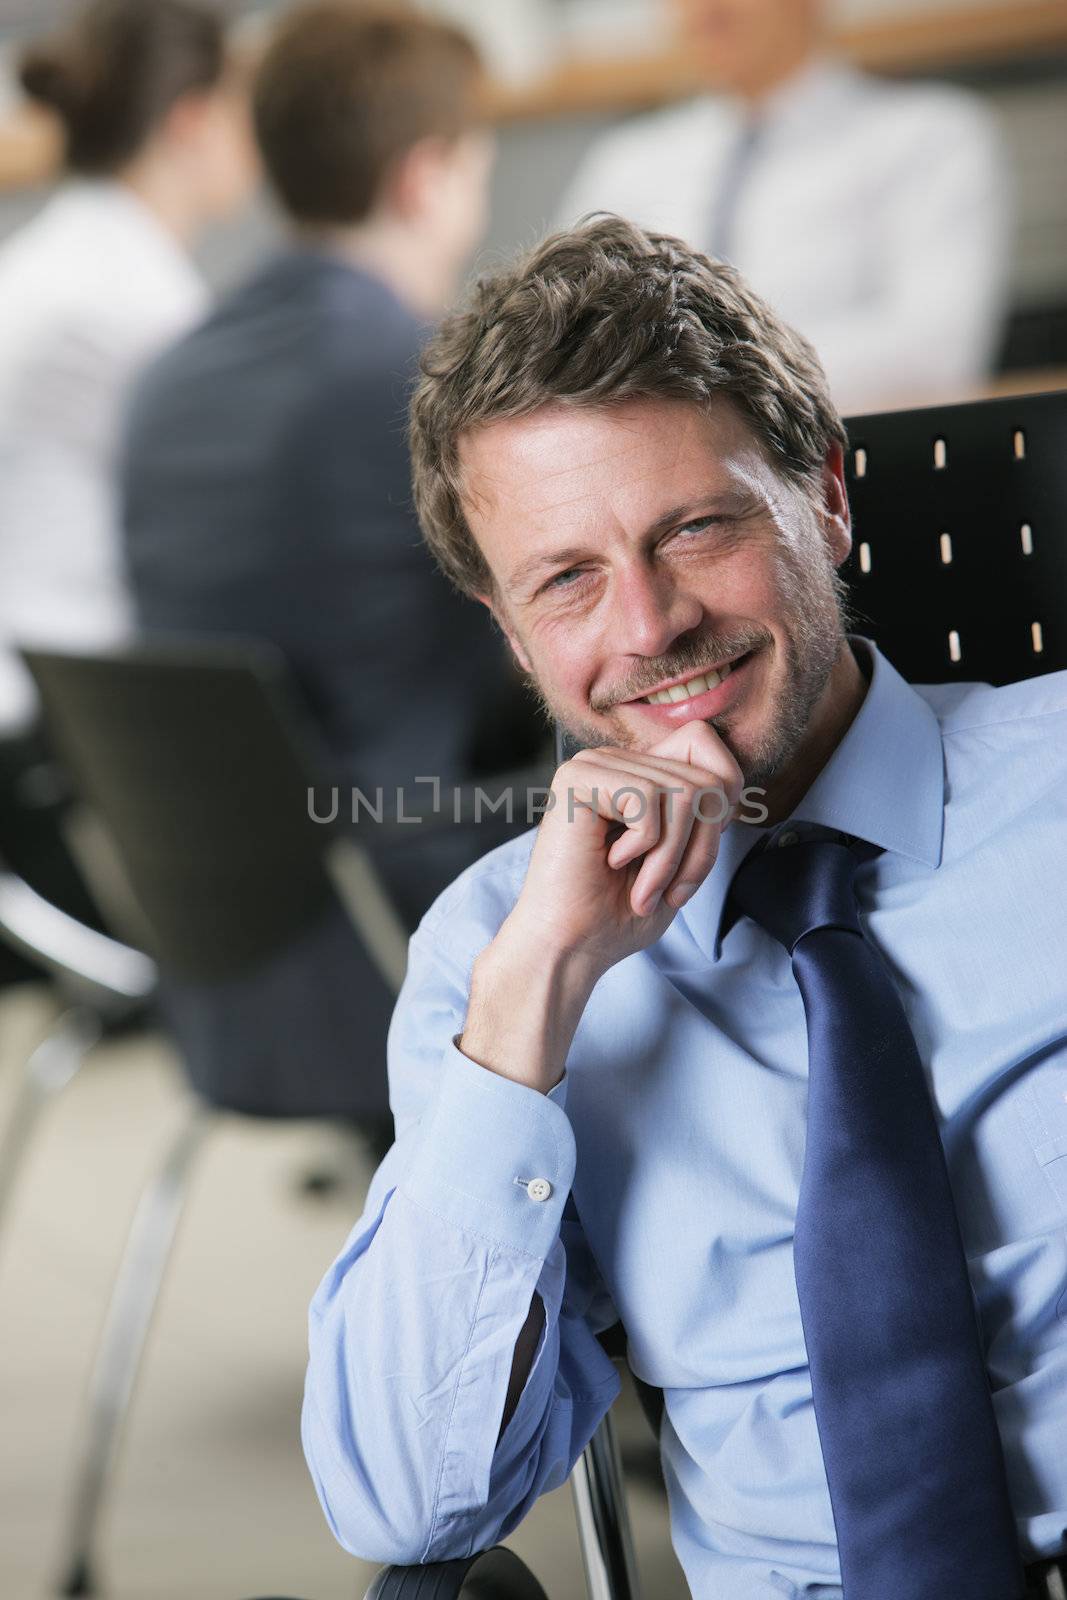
[627,650,752,706]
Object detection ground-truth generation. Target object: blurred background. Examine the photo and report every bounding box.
[3,0,1066,383]
[0,3,1064,1599]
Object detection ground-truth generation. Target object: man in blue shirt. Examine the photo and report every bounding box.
[302,216,1067,1598]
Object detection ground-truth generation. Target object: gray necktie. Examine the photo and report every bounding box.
[709,118,761,262]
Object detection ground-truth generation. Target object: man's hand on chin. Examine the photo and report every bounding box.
[460,719,742,1093]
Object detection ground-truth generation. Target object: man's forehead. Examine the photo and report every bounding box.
[457,396,765,522]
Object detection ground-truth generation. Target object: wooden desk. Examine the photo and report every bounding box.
[483,0,1067,123]
[980,366,1067,401]
[856,368,1066,418]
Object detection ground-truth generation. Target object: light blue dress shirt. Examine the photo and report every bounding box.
[303,639,1067,1598]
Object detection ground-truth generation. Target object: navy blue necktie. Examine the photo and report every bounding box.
[729,835,1024,1600]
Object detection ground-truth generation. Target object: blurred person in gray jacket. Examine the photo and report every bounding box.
[558,0,1009,413]
[120,2,544,1128]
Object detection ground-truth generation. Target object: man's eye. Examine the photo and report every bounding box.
[677,516,721,537]
[545,567,584,590]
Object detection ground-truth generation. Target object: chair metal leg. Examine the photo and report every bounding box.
[56,1107,209,1597]
[571,1409,642,1600]
[0,1006,101,1238]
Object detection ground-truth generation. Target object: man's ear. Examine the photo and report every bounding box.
[385,135,447,223]
[821,440,852,567]
[474,591,532,675]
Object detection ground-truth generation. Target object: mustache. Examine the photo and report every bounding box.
[590,625,772,713]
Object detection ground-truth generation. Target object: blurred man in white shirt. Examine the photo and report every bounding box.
[558,0,1009,414]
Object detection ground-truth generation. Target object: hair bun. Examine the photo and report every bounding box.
[18,47,84,115]
[15,2,226,176]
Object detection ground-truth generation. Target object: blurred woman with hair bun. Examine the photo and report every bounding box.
[0,0,258,737]
[0,0,258,978]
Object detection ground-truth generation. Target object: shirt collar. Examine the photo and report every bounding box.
[679,637,945,964]
[761,55,857,124]
[717,55,859,139]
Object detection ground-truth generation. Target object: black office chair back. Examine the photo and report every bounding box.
[22,640,342,984]
[841,390,1065,682]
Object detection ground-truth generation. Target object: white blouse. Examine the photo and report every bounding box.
[0,181,207,732]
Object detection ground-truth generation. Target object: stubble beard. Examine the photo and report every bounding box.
[528,529,849,792]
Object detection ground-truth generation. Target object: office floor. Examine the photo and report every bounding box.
[0,985,690,1600]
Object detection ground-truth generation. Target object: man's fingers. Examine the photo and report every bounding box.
[662,800,726,909]
[627,797,694,914]
[554,759,664,859]
[649,719,744,805]
[606,781,663,863]
[569,745,740,831]
[649,716,733,765]
[571,741,737,794]
[629,771,734,914]
[552,731,743,916]
[627,781,728,915]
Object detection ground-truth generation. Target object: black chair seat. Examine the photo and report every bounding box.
[365,1545,549,1599]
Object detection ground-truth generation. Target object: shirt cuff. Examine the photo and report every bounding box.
[400,1039,576,1260]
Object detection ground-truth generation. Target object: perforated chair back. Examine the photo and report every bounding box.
[22,640,349,984]
[841,390,1066,683]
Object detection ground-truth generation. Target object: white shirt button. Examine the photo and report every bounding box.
[778,830,800,848]
[526,1178,553,1202]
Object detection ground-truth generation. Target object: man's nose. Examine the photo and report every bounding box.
[609,563,703,658]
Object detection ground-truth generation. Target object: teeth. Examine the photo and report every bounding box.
[645,659,733,706]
